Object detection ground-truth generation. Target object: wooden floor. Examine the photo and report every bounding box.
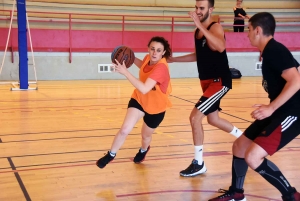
[0,77,299,201]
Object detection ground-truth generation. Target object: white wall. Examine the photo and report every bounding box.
[0,51,299,80]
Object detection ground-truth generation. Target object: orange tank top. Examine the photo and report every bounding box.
[131,54,172,114]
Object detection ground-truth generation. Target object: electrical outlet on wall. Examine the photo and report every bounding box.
[98,64,114,73]
[255,62,262,70]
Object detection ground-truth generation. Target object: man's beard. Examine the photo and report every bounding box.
[200,10,209,22]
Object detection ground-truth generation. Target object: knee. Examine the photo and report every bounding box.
[189,112,204,126]
[142,134,152,140]
[189,114,195,125]
[244,150,258,169]
[232,139,239,153]
[118,126,131,137]
[232,138,247,157]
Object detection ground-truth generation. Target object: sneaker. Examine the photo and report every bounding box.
[96,151,115,168]
[208,186,246,201]
[133,146,150,163]
[179,159,207,177]
[282,188,300,201]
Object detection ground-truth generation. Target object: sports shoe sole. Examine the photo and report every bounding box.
[209,198,246,201]
[96,158,114,169]
[180,165,207,177]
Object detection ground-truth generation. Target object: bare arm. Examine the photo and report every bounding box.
[168,52,197,63]
[201,23,226,52]
[134,57,143,68]
[251,67,300,120]
[189,11,225,52]
[269,67,300,111]
[238,13,245,19]
[123,72,157,94]
[113,60,157,94]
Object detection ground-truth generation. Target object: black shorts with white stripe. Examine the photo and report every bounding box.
[244,111,300,155]
[195,86,230,115]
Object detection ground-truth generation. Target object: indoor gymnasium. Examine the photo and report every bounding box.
[0,0,300,200]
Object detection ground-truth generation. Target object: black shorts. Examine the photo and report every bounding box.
[233,20,245,32]
[195,78,230,115]
[244,111,300,155]
[127,98,165,129]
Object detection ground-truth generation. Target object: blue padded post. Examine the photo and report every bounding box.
[17,0,28,89]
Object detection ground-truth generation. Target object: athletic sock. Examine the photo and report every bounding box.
[255,158,294,195]
[231,155,248,190]
[230,126,243,138]
[194,145,203,164]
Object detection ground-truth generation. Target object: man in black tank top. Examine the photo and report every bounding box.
[168,0,243,178]
[209,12,300,201]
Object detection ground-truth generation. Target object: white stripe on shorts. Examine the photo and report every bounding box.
[197,86,229,114]
[281,116,298,132]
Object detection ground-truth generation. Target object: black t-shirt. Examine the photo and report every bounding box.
[234,8,246,22]
[194,22,232,88]
[261,38,300,112]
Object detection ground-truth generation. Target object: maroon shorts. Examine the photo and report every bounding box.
[244,111,300,155]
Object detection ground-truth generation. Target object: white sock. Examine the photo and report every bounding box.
[230,126,243,138]
[109,151,116,157]
[194,145,203,165]
[140,147,147,153]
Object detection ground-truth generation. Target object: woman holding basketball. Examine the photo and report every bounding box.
[96,36,172,168]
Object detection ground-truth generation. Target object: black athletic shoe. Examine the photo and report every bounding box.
[282,187,300,201]
[179,159,207,177]
[133,146,150,163]
[96,151,115,168]
[208,186,246,201]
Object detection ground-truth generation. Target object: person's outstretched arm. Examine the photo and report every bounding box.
[168,53,197,63]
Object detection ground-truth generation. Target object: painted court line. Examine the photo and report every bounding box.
[7,157,31,201]
[0,152,229,174]
[116,189,281,201]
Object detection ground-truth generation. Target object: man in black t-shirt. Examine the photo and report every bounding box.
[209,12,300,201]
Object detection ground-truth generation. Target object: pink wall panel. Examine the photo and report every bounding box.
[71,30,122,52]
[0,28,10,47]
[0,28,299,53]
[0,28,70,51]
[225,32,255,51]
[172,32,195,52]
[275,32,300,50]
[30,29,69,51]
[123,31,172,52]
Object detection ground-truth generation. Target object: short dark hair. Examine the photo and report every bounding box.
[147,36,172,59]
[249,12,276,36]
[196,0,214,8]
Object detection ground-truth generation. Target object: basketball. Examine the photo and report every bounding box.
[111,46,135,68]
